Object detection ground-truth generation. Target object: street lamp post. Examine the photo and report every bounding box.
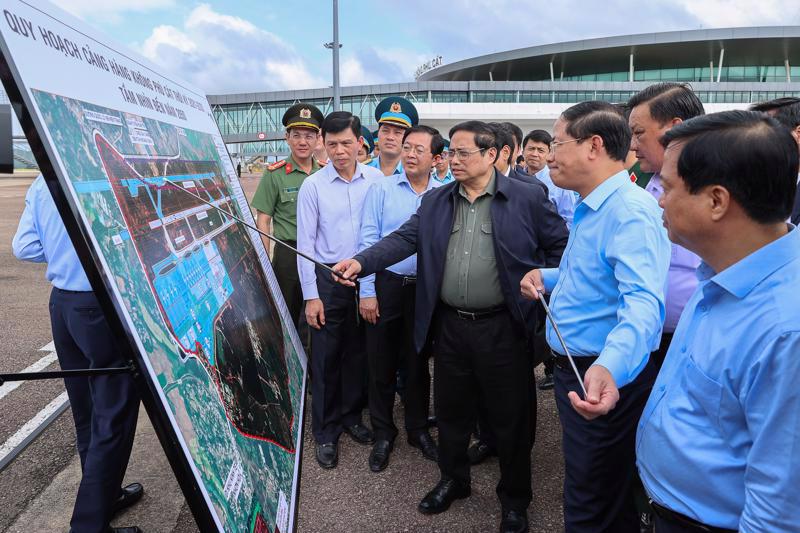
[323,0,342,111]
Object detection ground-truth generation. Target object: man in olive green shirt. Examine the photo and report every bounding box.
[252,103,324,325]
[440,174,504,309]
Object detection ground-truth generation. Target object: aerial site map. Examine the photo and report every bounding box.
[31,89,305,533]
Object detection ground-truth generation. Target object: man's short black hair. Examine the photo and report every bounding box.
[402,125,446,156]
[322,111,360,138]
[449,121,499,162]
[750,97,800,129]
[488,122,515,165]
[660,110,798,224]
[627,82,705,124]
[523,129,553,149]
[560,101,631,161]
[501,122,523,150]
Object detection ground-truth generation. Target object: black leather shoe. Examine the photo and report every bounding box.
[368,439,393,472]
[538,373,555,390]
[316,442,338,469]
[418,478,470,514]
[113,483,144,515]
[467,441,497,465]
[408,432,438,462]
[345,423,375,445]
[499,510,529,533]
[111,528,142,533]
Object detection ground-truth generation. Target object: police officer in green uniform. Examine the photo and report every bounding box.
[251,102,324,325]
[368,96,419,176]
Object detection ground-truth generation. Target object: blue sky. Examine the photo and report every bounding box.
[52,0,800,95]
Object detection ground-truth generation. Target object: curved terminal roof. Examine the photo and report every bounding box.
[419,27,800,82]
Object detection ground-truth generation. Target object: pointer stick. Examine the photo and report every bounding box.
[161,178,350,283]
[536,289,588,398]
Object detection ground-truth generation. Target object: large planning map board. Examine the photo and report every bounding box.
[0,1,307,531]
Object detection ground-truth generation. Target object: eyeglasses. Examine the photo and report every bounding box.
[402,144,430,156]
[446,148,486,161]
[549,138,586,152]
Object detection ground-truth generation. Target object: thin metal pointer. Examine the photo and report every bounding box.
[536,289,588,398]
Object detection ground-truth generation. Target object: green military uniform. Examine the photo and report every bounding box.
[251,102,323,325]
[628,160,654,189]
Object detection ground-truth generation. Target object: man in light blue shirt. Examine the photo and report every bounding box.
[358,125,445,472]
[637,111,800,533]
[431,139,454,184]
[296,112,384,469]
[521,102,670,533]
[13,175,143,533]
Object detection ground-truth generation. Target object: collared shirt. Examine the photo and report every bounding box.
[645,173,701,332]
[541,170,670,387]
[637,227,800,532]
[358,172,442,297]
[431,166,454,184]
[297,161,384,300]
[366,155,403,176]
[440,174,504,309]
[12,175,91,291]
[250,155,319,241]
[535,166,579,229]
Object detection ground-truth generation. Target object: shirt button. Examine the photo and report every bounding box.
[464,251,469,255]
[681,346,687,353]
[470,208,475,213]
[659,385,665,392]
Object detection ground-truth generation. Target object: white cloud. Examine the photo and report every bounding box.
[340,47,431,86]
[53,0,174,24]
[139,4,326,94]
[675,0,800,27]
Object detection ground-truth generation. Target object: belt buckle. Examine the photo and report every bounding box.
[456,309,477,320]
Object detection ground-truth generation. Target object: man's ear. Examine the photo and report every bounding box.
[708,185,732,222]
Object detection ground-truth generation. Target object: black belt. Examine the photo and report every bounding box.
[443,303,506,321]
[383,270,416,286]
[553,354,597,373]
[54,287,93,294]
[650,501,737,533]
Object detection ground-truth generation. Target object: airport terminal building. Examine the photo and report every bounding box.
[208,26,800,160]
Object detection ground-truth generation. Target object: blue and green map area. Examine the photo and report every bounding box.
[32,89,305,533]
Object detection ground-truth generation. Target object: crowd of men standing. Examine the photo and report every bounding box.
[13,81,799,533]
[253,83,800,533]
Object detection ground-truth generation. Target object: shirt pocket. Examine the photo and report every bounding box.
[478,222,495,260]
[682,357,723,428]
[279,186,299,205]
[446,223,462,260]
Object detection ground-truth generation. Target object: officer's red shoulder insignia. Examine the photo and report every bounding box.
[630,171,638,183]
[285,163,293,173]
[268,159,287,171]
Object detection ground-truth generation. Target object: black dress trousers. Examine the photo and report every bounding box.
[554,354,659,533]
[49,288,140,533]
[365,271,431,442]
[309,264,367,444]
[433,305,535,513]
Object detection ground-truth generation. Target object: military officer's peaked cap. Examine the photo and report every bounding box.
[375,96,418,129]
[360,125,375,154]
[282,103,324,132]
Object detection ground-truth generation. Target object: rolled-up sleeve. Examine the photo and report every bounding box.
[594,212,669,387]
[296,179,319,300]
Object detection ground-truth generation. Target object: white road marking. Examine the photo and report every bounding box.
[0,348,58,401]
[0,391,70,470]
[38,341,55,352]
